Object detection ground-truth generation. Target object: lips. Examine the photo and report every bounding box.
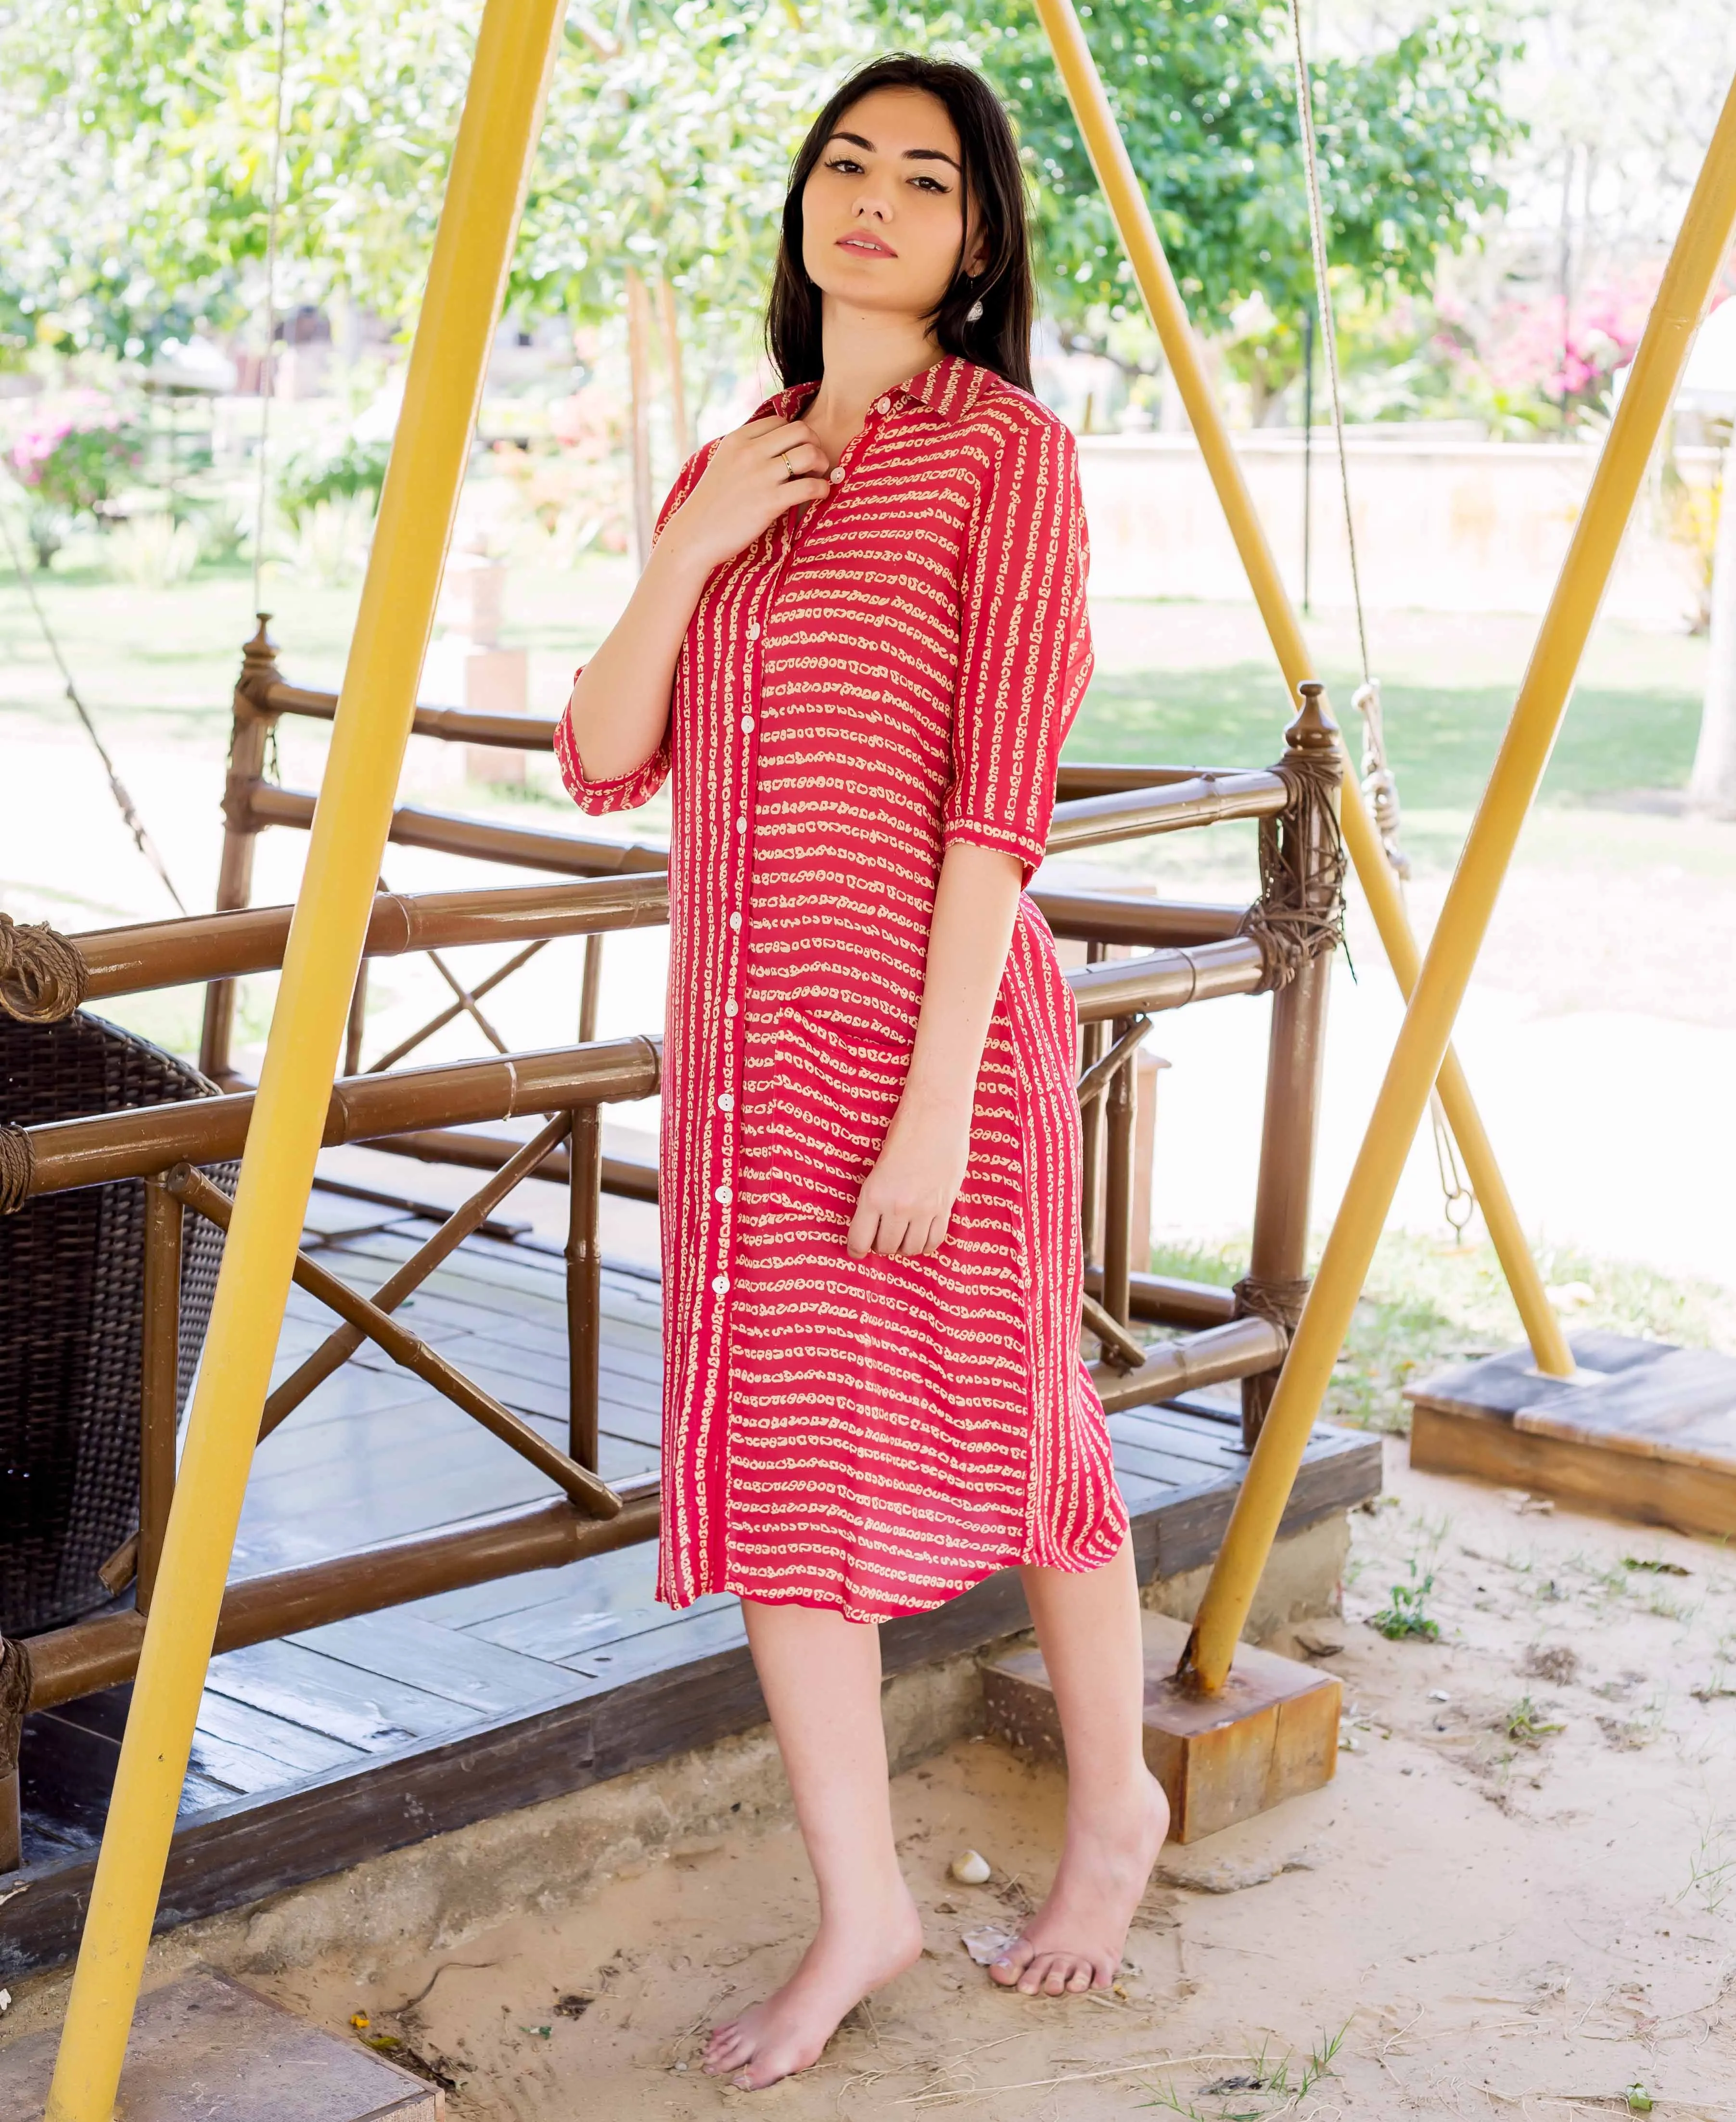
[837,234,897,257]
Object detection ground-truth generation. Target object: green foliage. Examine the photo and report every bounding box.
[277,438,393,530]
[1369,1560,1440,1641]
[1,0,1514,372]
[880,0,1519,342]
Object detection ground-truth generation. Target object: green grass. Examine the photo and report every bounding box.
[1069,665,1703,812]
[1150,1229,1736,1436]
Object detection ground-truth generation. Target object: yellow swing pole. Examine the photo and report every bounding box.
[1028,0,1574,1379]
[41,2,566,2114]
[1184,71,1736,1692]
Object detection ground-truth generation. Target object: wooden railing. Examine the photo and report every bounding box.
[1,620,1345,1738]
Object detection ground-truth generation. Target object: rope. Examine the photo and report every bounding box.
[0,912,88,1023]
[0,498,188,914]
[1286,5,1476,1240]
[1286,0,1371,688]
[252,0,291,610]
[1233,1272,1313,1335]
[0,1125,33,1217]
[1238,747,1348,991]
[0,1632,32,1776]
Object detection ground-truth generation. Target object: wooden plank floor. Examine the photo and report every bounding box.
[6,1179,1381,1980]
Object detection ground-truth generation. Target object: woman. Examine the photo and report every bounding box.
[557,53,1168,2091]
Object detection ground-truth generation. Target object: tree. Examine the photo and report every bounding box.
[881,0,1518,390]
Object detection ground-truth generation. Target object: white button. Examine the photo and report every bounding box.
[746,622,761,641]
[729,912,742,931]
[711,1273,730,1295]
[716,1092,735,1112]
[736,814,748,832]
[724,999,739,1017]
[741,715,754,732]
[829,467,844,485]
[715,1185,733,1204]
[874,396,890,414]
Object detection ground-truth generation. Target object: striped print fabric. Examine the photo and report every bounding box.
[556,355,1127,1620]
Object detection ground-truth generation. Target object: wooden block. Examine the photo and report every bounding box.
[0,1971,437,2120]
[982,1611,1339,1844]
[1407,1335,1736,1537]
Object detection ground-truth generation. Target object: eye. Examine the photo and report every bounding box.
[824,154,864,175]
[908,174,951,194]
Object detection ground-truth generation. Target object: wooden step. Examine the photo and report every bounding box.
[981,1611,1339,1843]
[0,1972,437,2121]
[1406,1333,1736,1537]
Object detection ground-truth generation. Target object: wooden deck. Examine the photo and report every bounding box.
[5,1178,1381,1981]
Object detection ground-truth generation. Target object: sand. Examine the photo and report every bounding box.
[249,1447,1736,2120]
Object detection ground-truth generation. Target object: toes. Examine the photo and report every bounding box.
[989,1939,1035,1987]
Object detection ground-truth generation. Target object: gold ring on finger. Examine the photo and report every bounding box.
[779,449,797,477]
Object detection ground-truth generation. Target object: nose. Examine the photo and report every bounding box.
[852,190,893,224]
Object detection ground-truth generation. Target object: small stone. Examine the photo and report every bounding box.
[961,1923,1020,1966]
[949,1849,992,1885]
[1293,1622,1346,1659]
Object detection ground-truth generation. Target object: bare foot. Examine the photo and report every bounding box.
[702,1884,924,2089]
[989,1771,1169,1995]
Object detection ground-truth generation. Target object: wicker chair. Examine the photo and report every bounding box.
[0,1012,231,1636]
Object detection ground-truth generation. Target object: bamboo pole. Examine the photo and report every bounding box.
[42,2,568,2112]
[1183,69,1736,1694]
[1027,0,1574,1379]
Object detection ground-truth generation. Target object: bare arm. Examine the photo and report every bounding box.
[565,416,832,783]
[846,841,1025,1259]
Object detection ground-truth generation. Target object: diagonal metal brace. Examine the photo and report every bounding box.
[259,1110,575,1439]
[167,1162,622,1521]
[1075,1013,1151,1108]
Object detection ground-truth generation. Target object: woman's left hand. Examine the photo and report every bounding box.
[846,1094,972,1259]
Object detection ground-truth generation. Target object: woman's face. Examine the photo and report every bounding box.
[800,87,985,328]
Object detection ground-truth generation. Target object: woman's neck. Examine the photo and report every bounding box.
[804,302,940,460]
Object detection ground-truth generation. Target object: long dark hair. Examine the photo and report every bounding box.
[766,54,1036,395]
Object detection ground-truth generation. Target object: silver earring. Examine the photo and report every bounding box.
[966,297,984,323]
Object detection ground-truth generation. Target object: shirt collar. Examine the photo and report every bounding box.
[751,353,992,426]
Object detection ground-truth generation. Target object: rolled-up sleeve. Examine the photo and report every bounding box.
[941,416,1092,885]
[554,442,717,815]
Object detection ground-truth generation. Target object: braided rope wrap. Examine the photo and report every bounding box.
[0,913,89,1025]
[0,1125,32,1216]
[1238,747,1347,993]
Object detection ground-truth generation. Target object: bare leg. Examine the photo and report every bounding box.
[991,1536,1169,1995]
[702,1600,923,2088]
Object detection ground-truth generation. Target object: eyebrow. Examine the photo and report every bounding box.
[827,129,960,171]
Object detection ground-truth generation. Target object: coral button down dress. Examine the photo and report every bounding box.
[556,356,1127,1621]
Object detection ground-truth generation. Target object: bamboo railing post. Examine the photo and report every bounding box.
[1027,0,1574,1380]
[567,1108,602,1470]
[1079,940,1107,1262]
[43,4,569,2112]
[567,929,606,1467]
[1182,68,1736,1694]
[1101,1017,1136,1326]
[198,620,282,1082]
[135,1180,183,1615]
[1237,687,1342,1447]
[343,959,370,1076]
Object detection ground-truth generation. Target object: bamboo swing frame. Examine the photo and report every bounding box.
[37,0,1736,2105]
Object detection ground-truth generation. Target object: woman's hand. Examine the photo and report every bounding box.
[661,416,833,576]
[846,1090,972,1259]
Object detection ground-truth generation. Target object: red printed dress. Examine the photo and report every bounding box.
[556,354,1127,1621]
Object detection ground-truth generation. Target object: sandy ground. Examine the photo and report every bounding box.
[247,1448,1736,2121]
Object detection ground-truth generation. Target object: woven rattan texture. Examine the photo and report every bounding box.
[0,1013,232,1636]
